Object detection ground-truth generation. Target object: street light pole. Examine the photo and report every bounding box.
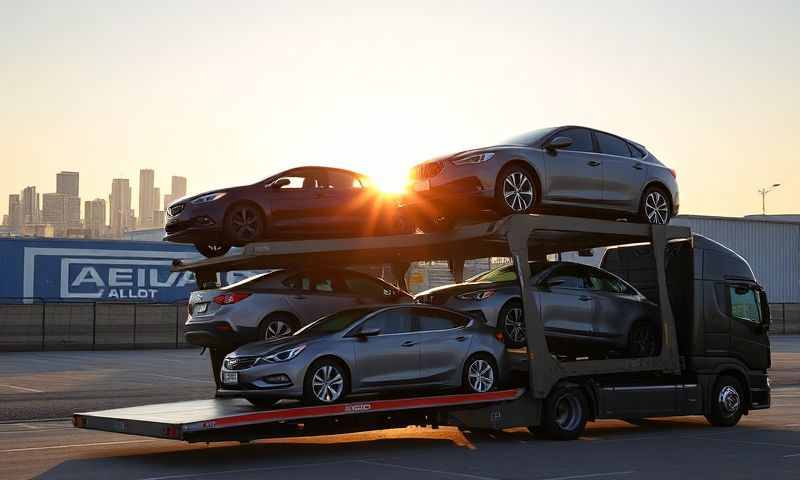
[758,183,781,215]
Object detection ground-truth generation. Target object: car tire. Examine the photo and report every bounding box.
[224,203,266,246]
[303,358,349,405]
[194,241,231,258]
[245,397,278,409]
[541,385,588,440]
[627,321,659,357]
[639,186,672,225]
[498,300,526,349]
[462,353,498,394]
[496,164,538,215]
[705,375,745,427]
[258,314,298,341]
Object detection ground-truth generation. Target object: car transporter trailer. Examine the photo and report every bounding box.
[74,214,731,441]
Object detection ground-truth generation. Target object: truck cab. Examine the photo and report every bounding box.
[601,234,771,412]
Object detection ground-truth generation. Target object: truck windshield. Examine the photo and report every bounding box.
[468,262,551,283]
[295,308,375,335]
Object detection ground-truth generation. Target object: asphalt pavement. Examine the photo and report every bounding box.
[1,337,799,479]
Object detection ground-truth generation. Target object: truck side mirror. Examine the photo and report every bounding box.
[759,290,770,330]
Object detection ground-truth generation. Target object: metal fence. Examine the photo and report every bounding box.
[0,300,191,351]
[768,303,800,335]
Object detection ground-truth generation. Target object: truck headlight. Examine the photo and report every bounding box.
[451,153,494,165]
[456,290,496,301]
[258,345,306,364]
[191,192,227,205]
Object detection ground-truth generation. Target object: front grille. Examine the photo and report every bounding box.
[410,161,443,180]
[167,203,185,217]
[224,356,259,370]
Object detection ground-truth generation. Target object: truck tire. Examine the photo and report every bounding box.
[541,385,588,440]
[705,375,745,427]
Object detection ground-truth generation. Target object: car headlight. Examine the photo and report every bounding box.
[456,289,496,301]
[451,152,494,165]
[191,192,227,205]
[257,344,306,364]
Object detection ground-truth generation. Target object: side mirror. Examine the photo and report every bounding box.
[545,136,573,150]
[357,327,381,338]
[759,290,771,330]
[268,178,291,189]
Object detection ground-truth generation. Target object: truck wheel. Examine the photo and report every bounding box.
[246,397,278,409]
[463,354,498,393]
[303,358,349,405]
[705,375,745,427]
[498,300,526,348]
[541,385,588,440]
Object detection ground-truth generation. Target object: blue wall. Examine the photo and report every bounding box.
[0,237,253,303]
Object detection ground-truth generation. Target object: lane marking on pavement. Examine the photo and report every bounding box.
[149,373,215,384]
[691,436,800,449]
[138,460,357,480]
[357,460,499,480]
[0,439,154,453]
[784,452,800,458]
[0,383,44,393]
[539,472,635,480]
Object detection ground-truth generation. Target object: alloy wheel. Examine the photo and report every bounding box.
[467,359,495,393]
[503,307,526,344]
[644,191,670,224]
[264,320,293,340]
[230,206,261,242]
[311,365,344,403]
[502,172,535,212]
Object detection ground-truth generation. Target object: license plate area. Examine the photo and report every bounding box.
[222,371,238,385]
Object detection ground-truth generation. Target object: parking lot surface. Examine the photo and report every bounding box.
[1,337,799,479]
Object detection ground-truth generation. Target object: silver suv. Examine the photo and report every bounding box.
[184,268,413,348]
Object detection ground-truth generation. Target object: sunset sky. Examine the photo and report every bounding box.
[1,1,797,218]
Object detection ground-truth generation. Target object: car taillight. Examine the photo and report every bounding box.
[213,292,251,305]
[669,168,677,178]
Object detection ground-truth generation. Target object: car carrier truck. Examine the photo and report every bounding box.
[72,214,770,441]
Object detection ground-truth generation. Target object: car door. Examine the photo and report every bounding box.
[594,131,646,210]
[267,169,329,234]
[586,267,640,341]
[543,127,603,204]
[283,270,356,324]
[350,307,421,388]
[536,264,595,338]
[315,170,376,235]
[414,308,472,387]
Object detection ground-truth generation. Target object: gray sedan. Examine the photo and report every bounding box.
[218,305,506,407]
[415,261,659,357]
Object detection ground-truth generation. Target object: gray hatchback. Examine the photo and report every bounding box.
[218,305,507,407]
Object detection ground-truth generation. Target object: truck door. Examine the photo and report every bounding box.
[726,284,770,370]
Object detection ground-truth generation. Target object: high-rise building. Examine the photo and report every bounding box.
[110,178,133,238]
[84,198,107,238]
[7,194,21,230]
[21,186,39,225]
[138,169,155,228]
[163,175,187,209]
[153,187,160,222]
[56,171,80,196]
[42,193,67,225]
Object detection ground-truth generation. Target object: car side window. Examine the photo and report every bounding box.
[587,269,629,294]
[545,265,588,289]
[596,132,632,157]
[729,286,762,324]
[360,308,413,334]
[274,176,307,189]
[627,143,645,159]
[416,309,468,331]
[555,128,594,153]
[343,273,392,298]
[325,171,361,189]
[283,272,344,293]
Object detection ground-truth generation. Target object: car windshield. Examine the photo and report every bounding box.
[468,262,552,283]
[294,308,375,335]
[502,128,556,146]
